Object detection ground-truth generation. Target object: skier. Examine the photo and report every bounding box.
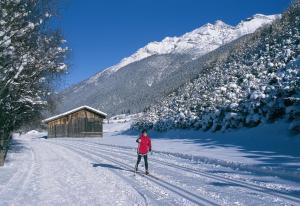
[135,129,152,175]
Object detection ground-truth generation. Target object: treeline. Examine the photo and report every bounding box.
[133,0,300,133]
[0,0,68,165]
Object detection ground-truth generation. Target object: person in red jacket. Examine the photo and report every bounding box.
[135,129,152,175]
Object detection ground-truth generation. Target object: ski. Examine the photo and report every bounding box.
[132,169,143,176]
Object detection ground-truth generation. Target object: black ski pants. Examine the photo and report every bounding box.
[136,154,148,170]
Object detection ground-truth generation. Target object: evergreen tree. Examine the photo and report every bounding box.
[133,0,300,134]
[0,0,68,164]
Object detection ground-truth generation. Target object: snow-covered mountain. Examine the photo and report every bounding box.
[87,14,278,83]
[57,14,279,115]
[133,3,300,133]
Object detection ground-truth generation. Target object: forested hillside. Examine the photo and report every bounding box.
[133,0,300,133]
[57,14,277,115]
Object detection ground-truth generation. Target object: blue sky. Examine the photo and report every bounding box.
[58,0,290,88]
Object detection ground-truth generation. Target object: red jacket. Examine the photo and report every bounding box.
[136,135,151,155]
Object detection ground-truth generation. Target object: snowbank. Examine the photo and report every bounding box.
[101,119,300,180]
[13,130,47,141]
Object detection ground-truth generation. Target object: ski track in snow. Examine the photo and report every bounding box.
[47,140,215,206]
[0,145,35,204]
[57,140,300,203]
[1,133,300,206]
[0,139,147,206]
[48,139,300,206]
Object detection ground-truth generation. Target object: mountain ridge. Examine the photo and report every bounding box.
[57,13,279,116]
[84,14,279,85]
[133,2,300,133]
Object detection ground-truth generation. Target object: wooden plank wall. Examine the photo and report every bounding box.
[47,109,104,138]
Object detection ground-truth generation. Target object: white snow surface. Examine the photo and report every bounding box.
[87,14,279,84]
[1,119,300,206]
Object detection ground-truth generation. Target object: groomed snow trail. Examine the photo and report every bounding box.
[1,130,300,205]
[0,138,147,206]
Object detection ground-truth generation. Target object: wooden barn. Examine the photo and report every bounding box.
[43,106,107,138]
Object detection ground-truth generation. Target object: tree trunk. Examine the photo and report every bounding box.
[0,151,4,166]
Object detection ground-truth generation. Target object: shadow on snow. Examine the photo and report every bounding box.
[117,122,300,181]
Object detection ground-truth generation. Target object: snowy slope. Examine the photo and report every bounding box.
[1,121,300,206]
[134,4,300,133]
[106,115,300,175]
[87,14,278,83]
[57,14,279,116]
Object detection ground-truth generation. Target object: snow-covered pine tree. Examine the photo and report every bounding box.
[133,0,300,134]
[0,0,68,165]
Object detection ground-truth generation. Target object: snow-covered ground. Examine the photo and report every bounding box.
[0,119,300,206]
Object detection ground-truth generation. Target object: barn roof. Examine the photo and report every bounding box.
[42,105,107,123]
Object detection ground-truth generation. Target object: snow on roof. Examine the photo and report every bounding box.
[42,105,107,123]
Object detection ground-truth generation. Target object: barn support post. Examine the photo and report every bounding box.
[84,110,88,136]
[67,119,70,137]
[100,120,103,137]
